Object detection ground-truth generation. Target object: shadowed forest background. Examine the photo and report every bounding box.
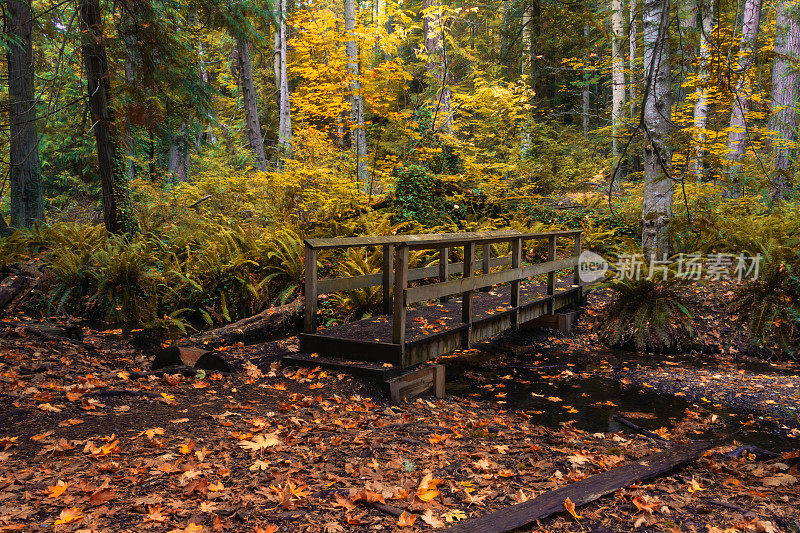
[1,0,800,357]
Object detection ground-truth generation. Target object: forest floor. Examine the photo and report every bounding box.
[1,284,800,532]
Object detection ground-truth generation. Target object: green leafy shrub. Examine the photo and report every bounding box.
[394,165,449,225]
[599,277,695,352]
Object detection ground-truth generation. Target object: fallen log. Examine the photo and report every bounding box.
[613,415,670,442]
[442,440,712,533]
[724,444,780,460]
[190,297,304,347]
[0,259,43,312]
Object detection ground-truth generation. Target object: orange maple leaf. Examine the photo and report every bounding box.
[54,507,84,525]
[397,511,417,527]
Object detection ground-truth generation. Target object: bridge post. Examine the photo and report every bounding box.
[393,244,409,348]
[439,247,449,302]
[479,244,491,292]
[510,237,522,329]
[382,244,394,314]
[547,236,556,314]
[573,232,582,286]
[303,243,318,333]
[461,242,475,346]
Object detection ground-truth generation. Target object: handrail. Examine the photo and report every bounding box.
[305,230,521,250]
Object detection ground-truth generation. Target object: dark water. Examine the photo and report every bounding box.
[445,342,799,453]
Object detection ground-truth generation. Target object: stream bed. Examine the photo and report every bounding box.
[444,332,800,454]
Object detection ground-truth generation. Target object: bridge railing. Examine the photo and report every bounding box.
[303,229,583,345]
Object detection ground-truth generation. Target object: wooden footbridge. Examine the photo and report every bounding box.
[299,229,585,370]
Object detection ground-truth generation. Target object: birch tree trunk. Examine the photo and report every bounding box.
[7,0,43,228]
[629,0,638,119]
[724,0,762,197]
[274,0,292,167]
[122,32,138,184]
[768,0,800,199]
[641,0,673,257]
[236,39,268,172]
[344,0,368,186]
[79,0,136,234]
[691,0,713,180]
[611,0,626,176]
[424,0,452,132]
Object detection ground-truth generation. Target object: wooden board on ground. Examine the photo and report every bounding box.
[442,440,712,533]
[388,364,444,403]
[523,311,578,334]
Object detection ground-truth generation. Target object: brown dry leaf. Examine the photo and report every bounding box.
[238,434,281,452]
[144,505,168,523]
[762,473,797,486]
[420,509,444,528]
[254,525,279,533]
[88,487,116,506]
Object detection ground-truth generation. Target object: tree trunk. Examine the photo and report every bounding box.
[582,25,591,138]
[274,0,292,168]
[7,0,43,228]
[344,0,368,186]
[611,0,625,177]
[167,124,191,183]
[691,0,713,180]
[641,0,673,257]
[768,0,800,200]
[424,0,452,132]
[236,39,269,172]
[724,0,762,197]
[629,0,638,119]
[122,32,137,184]
[522,6,534,79]
[677,0,698,103]
[79,0,136,234]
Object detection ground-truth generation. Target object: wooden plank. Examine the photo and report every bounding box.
[434,365,445,398]
[404,257,578,304]
[282,352,402,381]
[573,232,582,286]
[462,243,474,328]
[402,230,583,250]
[388,365,437,403]
[441,441,712,533]
[439,247,449,302]
[297,334,402,365]
[315,256,513,295]
[480,244,491,292]
[382,244,394,314]
[318,272,382,294]
[510,237,522,329]
[393,245,409,346]
[303,245,318,333]
[547,236,556,314]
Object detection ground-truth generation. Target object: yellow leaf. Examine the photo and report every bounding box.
[564,497,582,520]
[54,507,84,525]
[47,480,68,499]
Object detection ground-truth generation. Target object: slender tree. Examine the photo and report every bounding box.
[629,0,638,119]
[691,0,714,180]
[236,39,269,172]
[724,0,762,197]
[768,0,800,199]
[641,0,673,257]
[7,0,44,228]
[344,0,367,185]
[611,0,625,176]
[423,0,451,132]
[274,0,292,166]
[79,0,136,234]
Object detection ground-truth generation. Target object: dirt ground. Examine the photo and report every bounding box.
[1,308,800,533]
